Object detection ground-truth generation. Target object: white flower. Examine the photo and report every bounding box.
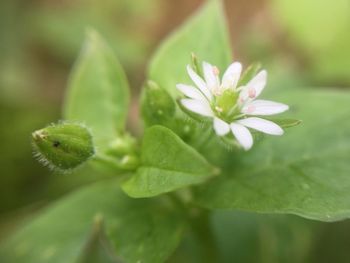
[176,61,289,150]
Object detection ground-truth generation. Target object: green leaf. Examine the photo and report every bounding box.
[122,126,217,198]
[148,0,232,97]
[64,29,130,152]
[0,179,184,263]
[194,88,350,222]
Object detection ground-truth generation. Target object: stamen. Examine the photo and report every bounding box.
[215,106,223,113]
[248,88,256,98]
[213,66,220,76]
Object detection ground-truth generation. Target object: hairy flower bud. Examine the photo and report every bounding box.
[32,122,95,171]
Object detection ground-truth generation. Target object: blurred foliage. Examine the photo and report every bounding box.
[170,210,350,263]
[271,0,350,84]
[0,0,162,240]
[1,0,350,262]
[28,0,160,67]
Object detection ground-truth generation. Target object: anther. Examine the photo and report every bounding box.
[215,106,223,113]
[248,88,256,98]
[213,66,220,76]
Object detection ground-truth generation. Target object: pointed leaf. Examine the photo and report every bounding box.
[64,30,130,151]
[122,126,217,197]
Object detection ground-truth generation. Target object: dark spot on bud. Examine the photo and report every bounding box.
[53,141,60,147]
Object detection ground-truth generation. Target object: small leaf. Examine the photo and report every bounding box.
[122,126,217,198]
[64,29,130,152]
[148,0,232,97]
[0,180,184,263]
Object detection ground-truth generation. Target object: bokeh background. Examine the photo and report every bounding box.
[1,0,349,262]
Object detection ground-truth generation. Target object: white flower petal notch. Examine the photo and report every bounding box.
[177,60,291,150]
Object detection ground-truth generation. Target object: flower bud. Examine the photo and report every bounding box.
[141,80,176,126]
[32,122,95,171]
[88,133,140,174]
[105,134,138,157]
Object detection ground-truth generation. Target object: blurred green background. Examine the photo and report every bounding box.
[1,0,349,262]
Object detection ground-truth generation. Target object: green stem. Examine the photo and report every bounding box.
[168,193,219,262]
[191,125,214,151]
[189,209,219,263]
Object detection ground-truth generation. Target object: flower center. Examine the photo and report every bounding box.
[213,89,240,121]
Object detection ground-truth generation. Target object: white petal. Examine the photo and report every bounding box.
[176,84,208,102]
[242,100,289,116]
[180,99,214,117]
[222,62,242,90]
[230,123,253,150]
[239,70,267,101]
[202,61,220,92]
[187,65,213,101]
[237,117,284,135]
[213,117,230,136]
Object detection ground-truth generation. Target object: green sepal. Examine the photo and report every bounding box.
[190,53,204,78]
[237,62,262,87]
[266,118,302,129]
